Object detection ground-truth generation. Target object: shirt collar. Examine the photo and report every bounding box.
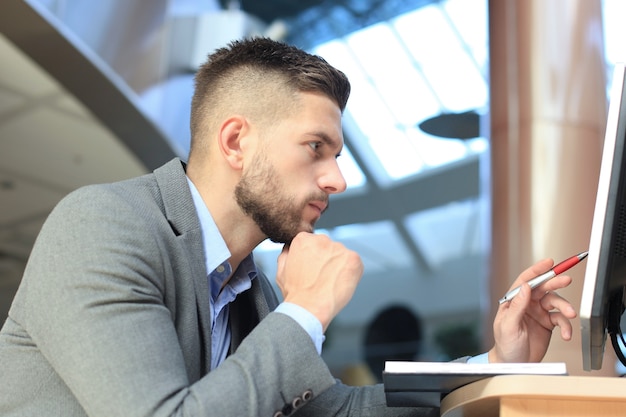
[186,177,231,275]
[185,176,258,282]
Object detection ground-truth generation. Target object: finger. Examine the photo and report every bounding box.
[500,281,532,319]
[525,276,572,305]
[276,243,289,269]
[275,244,289,291]
[539,291,577,318]
[510,258,555,290]
[548,311,574,340]
[534,274,573,294]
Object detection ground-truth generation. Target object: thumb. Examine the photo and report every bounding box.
[506,282,532,318]
[276,244,289,288]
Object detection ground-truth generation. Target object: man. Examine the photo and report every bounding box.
[0,37,576,416]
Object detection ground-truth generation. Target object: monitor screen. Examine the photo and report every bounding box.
[581,62,626,371]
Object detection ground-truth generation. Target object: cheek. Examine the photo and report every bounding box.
[274,171,315,208]
[276,154,311,180]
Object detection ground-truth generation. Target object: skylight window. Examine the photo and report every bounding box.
[312,0,489,186]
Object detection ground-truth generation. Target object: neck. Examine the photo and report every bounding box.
[189,176,266,268]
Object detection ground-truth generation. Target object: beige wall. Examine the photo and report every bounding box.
[488,0,614,376]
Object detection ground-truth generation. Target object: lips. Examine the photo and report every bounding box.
[309,201,327,215]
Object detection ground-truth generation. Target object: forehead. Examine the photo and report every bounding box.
[290,91,344,145]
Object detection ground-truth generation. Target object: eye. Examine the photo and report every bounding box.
[308,141,322,152]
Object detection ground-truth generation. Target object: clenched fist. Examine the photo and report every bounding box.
[276,232,363,332]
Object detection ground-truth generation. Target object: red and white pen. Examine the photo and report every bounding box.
[498,251,589,304]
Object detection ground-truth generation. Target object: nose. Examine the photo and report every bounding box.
[319,160,347,195]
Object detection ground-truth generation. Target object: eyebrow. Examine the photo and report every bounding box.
[309,131,343,156]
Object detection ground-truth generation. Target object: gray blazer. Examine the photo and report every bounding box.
[0,158,436,417]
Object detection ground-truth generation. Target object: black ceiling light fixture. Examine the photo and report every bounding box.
[221,0,326,23]
[417,110,480,140]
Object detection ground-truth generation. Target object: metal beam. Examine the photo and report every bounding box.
[317,157,481,229]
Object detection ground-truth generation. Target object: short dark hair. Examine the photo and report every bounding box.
[189,37,351,147]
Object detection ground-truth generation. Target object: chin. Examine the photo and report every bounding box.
[301,222,315,234]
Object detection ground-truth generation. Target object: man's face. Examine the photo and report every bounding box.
[235,92,346,244]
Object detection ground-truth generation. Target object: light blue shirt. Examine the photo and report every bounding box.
[468,352,487,364]
[186,178,324,369]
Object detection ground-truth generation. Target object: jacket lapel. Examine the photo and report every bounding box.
[153,158,213,375]
[153,159,281,369]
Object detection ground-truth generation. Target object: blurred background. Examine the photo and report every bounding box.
[1,0,624,382]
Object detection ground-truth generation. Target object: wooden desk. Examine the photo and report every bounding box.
[440,375,626,417]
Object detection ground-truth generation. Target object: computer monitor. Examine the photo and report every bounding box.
[581,62,626,371]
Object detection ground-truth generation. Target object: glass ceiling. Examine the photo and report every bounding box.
[316,0,488,187]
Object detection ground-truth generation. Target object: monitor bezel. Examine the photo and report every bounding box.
[580,62,626,371]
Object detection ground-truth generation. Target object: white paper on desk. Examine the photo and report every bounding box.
[384,360,567,375]
[383,361,567,408]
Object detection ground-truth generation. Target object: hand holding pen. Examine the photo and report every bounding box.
[490,254,580,364]
[499,251,588,304]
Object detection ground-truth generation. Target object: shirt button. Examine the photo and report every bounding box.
[216,265,225,273]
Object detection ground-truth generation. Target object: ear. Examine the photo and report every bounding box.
[217,115,248,170]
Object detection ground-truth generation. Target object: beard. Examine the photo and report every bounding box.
[234,153,327,244]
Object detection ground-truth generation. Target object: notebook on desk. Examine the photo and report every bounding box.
[383,360,568,407]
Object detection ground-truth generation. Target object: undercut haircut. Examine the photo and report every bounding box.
[189,37,351,153]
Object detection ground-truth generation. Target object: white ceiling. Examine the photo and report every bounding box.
[0,32,147,259]
[0,0,177,318]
